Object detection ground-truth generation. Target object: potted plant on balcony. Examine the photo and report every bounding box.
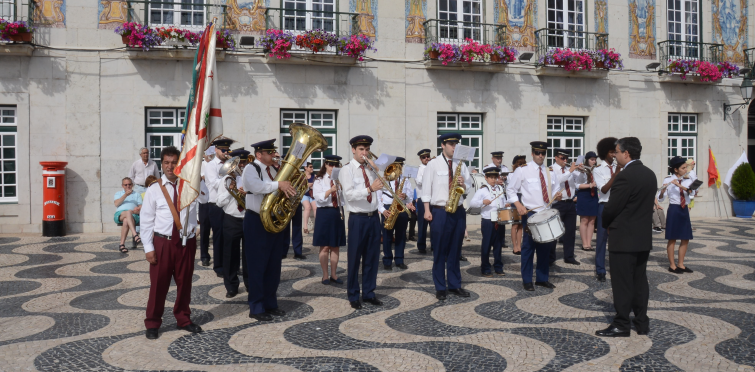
[731,163,755,218]
[115,23,163,51]
[0,20,33,42]
[718,61,740,78]
[490,45,518,63]
[593,48,624,69]
[337,34,376,61]
[295,29,338,53]
[216,29,236,50]
[155,27,201,47]
[540,48,595,71]
[424,42,461,65]
[259,29,295,59]
[459,38,492,63]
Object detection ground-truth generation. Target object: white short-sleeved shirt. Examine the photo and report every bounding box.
[505,161,561,211]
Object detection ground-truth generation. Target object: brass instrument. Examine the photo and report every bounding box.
[362,153,410,216]
[218,156,246,210]
[384,177,407,229]
[260,123,328,233]
[445,159,466,213]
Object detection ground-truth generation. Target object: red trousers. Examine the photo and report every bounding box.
[144,235,196,329]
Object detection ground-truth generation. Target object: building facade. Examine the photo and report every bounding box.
[1,0,753,233]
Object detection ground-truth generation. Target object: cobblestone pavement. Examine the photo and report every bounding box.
[1,218,754,371]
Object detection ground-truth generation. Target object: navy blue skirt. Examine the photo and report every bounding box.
[576,188,599,216]
[665,204,693,240]
[313,207,346,247]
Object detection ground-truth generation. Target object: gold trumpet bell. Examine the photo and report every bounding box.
[383,163,402,182]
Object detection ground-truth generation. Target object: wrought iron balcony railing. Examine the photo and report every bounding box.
[126,0,227,30]
[264,7,358,37]
[657,40,724,71]
[0,0,35,26]
[535,28,609,62]
[744,47,754,77]
[423,19,506,51]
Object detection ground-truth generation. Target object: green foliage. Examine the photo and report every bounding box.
[731,163,755,200]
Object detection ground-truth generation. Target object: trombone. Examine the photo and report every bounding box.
[362,152,410,215]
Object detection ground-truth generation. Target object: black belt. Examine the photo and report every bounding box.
[245,210,259,215]
[351,211,377,217]
[318,206,337,209]
[556,199,574,203]
[155,232,195,241]
[431,205,446,210]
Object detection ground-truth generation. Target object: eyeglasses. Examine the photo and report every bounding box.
[123,183,133,187]
[420,156,430,160]
[533,151,546,156]
[557,155,569,161]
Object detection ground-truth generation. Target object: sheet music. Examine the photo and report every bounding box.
[331,167,341,181]
[374,154,397,171]
[291,141,306,159]
[576,155,584,165]
[453,145,474,162]
[402,165,419,179]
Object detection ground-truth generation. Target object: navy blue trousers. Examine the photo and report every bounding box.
[208,203,225,275]
[283,203,303,256]
[347,213,381,302]
[198,202,211,262]
[222,215,247,293]
[416,199,429,252]
[550,200,577,262]
[521,212,557,283]
[244,211,286,314]
[480,218,505,274]
[595,203,608,275]
[430,206,465,291]
[382,204,409,266]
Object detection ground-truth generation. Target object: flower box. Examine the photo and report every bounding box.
[424,40,518,66]
[9,32,31,42]
[1,20,34,42]
[428,50,440,59]
[121,35,129,44]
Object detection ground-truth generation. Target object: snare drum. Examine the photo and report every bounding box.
[496,207,521,225]
[526,209,565,243]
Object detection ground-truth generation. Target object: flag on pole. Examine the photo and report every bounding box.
[175,22,224,211]
[707,146,721,188]
[723,151,749,198]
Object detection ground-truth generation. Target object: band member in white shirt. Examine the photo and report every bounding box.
[313,155,346,285]
[421,133,473,301]
[378,157,415,270]
[550,148,580,265]
[658,156,696,274]
[141,146,201,340]
[470,166,506,277]
[198,147,214,267]
[241,139,296,322]
[593,137,619,282]
[338,135,385,310]
[205,138,235,277]
[415,149,432,254]
[485,151,510,174]
[505,141,562,291]
[217,148,249,298]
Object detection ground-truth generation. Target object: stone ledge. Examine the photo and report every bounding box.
[265,54,358,66]
[423,59,509,72]
[659,74,722,85]
[0,44,34,57]
[122,48,227,61]
[535,66,609,79]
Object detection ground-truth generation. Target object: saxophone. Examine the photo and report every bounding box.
[383,177,407,230]
[444,159,466,213]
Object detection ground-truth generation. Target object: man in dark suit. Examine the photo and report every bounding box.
[595,137,657,338]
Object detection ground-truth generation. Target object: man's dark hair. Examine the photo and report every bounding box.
[596,137,618,160]
[160,146,181,162]
[615,137,642,160]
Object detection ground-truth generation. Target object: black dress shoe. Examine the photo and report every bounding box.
[481,272,493,278]
[396,263,408,269]
[363,297,383,306]
[350,301,362,309]
[449,288,470,297]
[564,258,581,265]
[668,267,684,274]
[249,312,273,321]
[201,259,210,267]
[294,254,306,260]
[596,273,606,282]
[266,308,286,317]
[178,323,203,333]
[513,251,521,256]
[636,329,649,335]
[408,236,417,241]
[145,328,159,339]
[436,291,447,300]
[216,272,223,278]
[679,266,693,273]
[418,250,427,254]
[225,290,238,298]
[459,255,468,261]
[523,282,535,291]
[595,326,630,337]
[384,264,393,270]
[495,271,505,277]
[535,281,556,289]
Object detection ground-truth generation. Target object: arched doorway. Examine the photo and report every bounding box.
[749,102,755,169]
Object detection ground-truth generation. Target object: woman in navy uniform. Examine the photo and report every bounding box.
[378,157,415,270]
[470,166,506,277]
[313,155,346,284]
[658,156,695,274]
[575,151,599,251]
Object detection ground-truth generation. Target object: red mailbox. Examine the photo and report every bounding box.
[40,161,68,237]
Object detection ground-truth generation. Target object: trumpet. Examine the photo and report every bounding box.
[362,153,410,216]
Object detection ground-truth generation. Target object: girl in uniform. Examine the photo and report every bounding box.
[575,151,599,251]
[313,155,346,284]
[658,156,695,274]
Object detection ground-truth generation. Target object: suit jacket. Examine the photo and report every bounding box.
[601,160,657,253]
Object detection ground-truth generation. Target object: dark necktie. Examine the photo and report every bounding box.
[539,167,550,204]
[609,165,614,177]
[562,167,571,198]
[171,182,181,240]
[589,173,595,197]
[447,159,453,188]
[330,179,338,207]
[266,166,274,180]
[360,165,372,203]
[680,185,686,209]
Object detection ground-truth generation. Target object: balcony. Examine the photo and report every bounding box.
[534,28,611,78]
[422,19,508,70]
[1,0,35,55]
[657,40,725,84]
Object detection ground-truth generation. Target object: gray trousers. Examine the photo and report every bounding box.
[652,208,666,229]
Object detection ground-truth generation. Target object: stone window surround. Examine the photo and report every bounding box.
[546,0,587,49]
[436,0,484,43]
[667,113,697,172]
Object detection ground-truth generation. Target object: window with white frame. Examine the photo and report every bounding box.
[546,0,586,49]
[437,113,483,169]
[149,0,205,29]
[146,108,185,172]
[1,0,14,20]
[667,114,697,172]
[283,0,335,32]
[437,0,483,43]
[0,106,17,202]
[667,0,700,58]
[280,110,336,171]
[546,116,584,166]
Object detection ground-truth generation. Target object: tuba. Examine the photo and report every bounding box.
[260,123,328,233]
[445,159,466,213]
[384,176,407,229]
[218,156,246,210]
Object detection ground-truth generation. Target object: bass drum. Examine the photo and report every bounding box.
[464,173,488,215]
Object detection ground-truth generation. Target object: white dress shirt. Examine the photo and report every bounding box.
[551,163,577,200]
[505,161,561,211]
[339,158,379,213]
[128,159,160,186]
[574,171,593,189]
[470,183,505,220]
[140,175,198,253]
[657,176,697,205]
[204,157,224,204]
[241,159,279,213]
[377,177,414,213]
[421,154,473,207]
[313,173,344,208]
[484,163,510,173]
[415,164,426,199]
[216,175,245,218]
[593,162,618,203]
